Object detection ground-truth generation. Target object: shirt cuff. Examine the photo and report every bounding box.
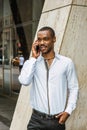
[64,107,73,115]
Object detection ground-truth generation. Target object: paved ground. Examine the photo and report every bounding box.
[0,94,18,130]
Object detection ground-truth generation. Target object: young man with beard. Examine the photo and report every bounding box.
[18,26,79,130]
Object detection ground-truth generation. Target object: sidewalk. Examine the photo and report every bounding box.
[0,94,18,130]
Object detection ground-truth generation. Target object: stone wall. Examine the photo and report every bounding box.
[10,0,87,130]
[60,2,87,130]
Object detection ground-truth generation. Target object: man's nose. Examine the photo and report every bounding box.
[40,40,44,44]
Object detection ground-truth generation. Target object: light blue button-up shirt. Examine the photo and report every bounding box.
[18,53,79,115]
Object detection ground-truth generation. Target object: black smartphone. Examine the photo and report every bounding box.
[36,45,40,53]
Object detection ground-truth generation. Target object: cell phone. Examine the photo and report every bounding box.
[36,45,40,53]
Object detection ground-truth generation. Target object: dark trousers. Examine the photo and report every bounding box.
[27,110,65,130]
[19,65,23,72]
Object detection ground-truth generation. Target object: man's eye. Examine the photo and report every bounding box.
[37,37,49,42]
[44,37,49,41]
[38,39,41,42]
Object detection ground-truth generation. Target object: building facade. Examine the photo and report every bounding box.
[0,0,44,94]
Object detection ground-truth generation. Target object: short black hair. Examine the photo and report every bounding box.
[38,26,55,37]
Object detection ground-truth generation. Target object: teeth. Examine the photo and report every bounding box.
[41,47,45,50]
[41,46,45,49]
[41,46,45,47]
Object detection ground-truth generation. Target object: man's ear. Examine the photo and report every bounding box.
[53,36,56,42]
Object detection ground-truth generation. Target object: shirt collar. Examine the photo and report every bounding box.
[55,52,61,60]
[37,52,60,62]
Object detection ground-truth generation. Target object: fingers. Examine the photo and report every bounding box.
[59,116,65,124]
[55,112,70,124]
[55,112,63,118]
[32,40,40,58]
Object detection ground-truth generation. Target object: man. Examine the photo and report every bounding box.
[19,54,24,72]
[18,26,79,130]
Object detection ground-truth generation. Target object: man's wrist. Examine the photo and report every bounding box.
[64,112,70,117]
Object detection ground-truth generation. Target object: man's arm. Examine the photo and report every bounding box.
[55,60,79,124]
[65,60,79,115]
[18,57,37,86]
[18,40,40,85]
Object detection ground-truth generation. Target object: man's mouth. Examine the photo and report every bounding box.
[40,45,47,51]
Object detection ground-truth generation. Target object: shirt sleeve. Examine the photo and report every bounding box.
[18,57,36,86]
[65,60,79,115]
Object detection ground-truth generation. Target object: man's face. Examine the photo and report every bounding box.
[37,30,56,54]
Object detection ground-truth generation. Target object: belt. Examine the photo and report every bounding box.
[33,109,58,120]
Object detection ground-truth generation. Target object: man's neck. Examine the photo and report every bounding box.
[42,51,55,60]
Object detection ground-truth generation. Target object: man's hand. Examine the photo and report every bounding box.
[32,40,40,59]
[55,112,70,124]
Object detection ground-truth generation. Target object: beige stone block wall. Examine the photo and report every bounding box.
[10,0,87,130]
[60,5,87,130]
[43,0,72,11]
[73,0,87,5]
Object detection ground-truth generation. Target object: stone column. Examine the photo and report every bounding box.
[60,1,87,130]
